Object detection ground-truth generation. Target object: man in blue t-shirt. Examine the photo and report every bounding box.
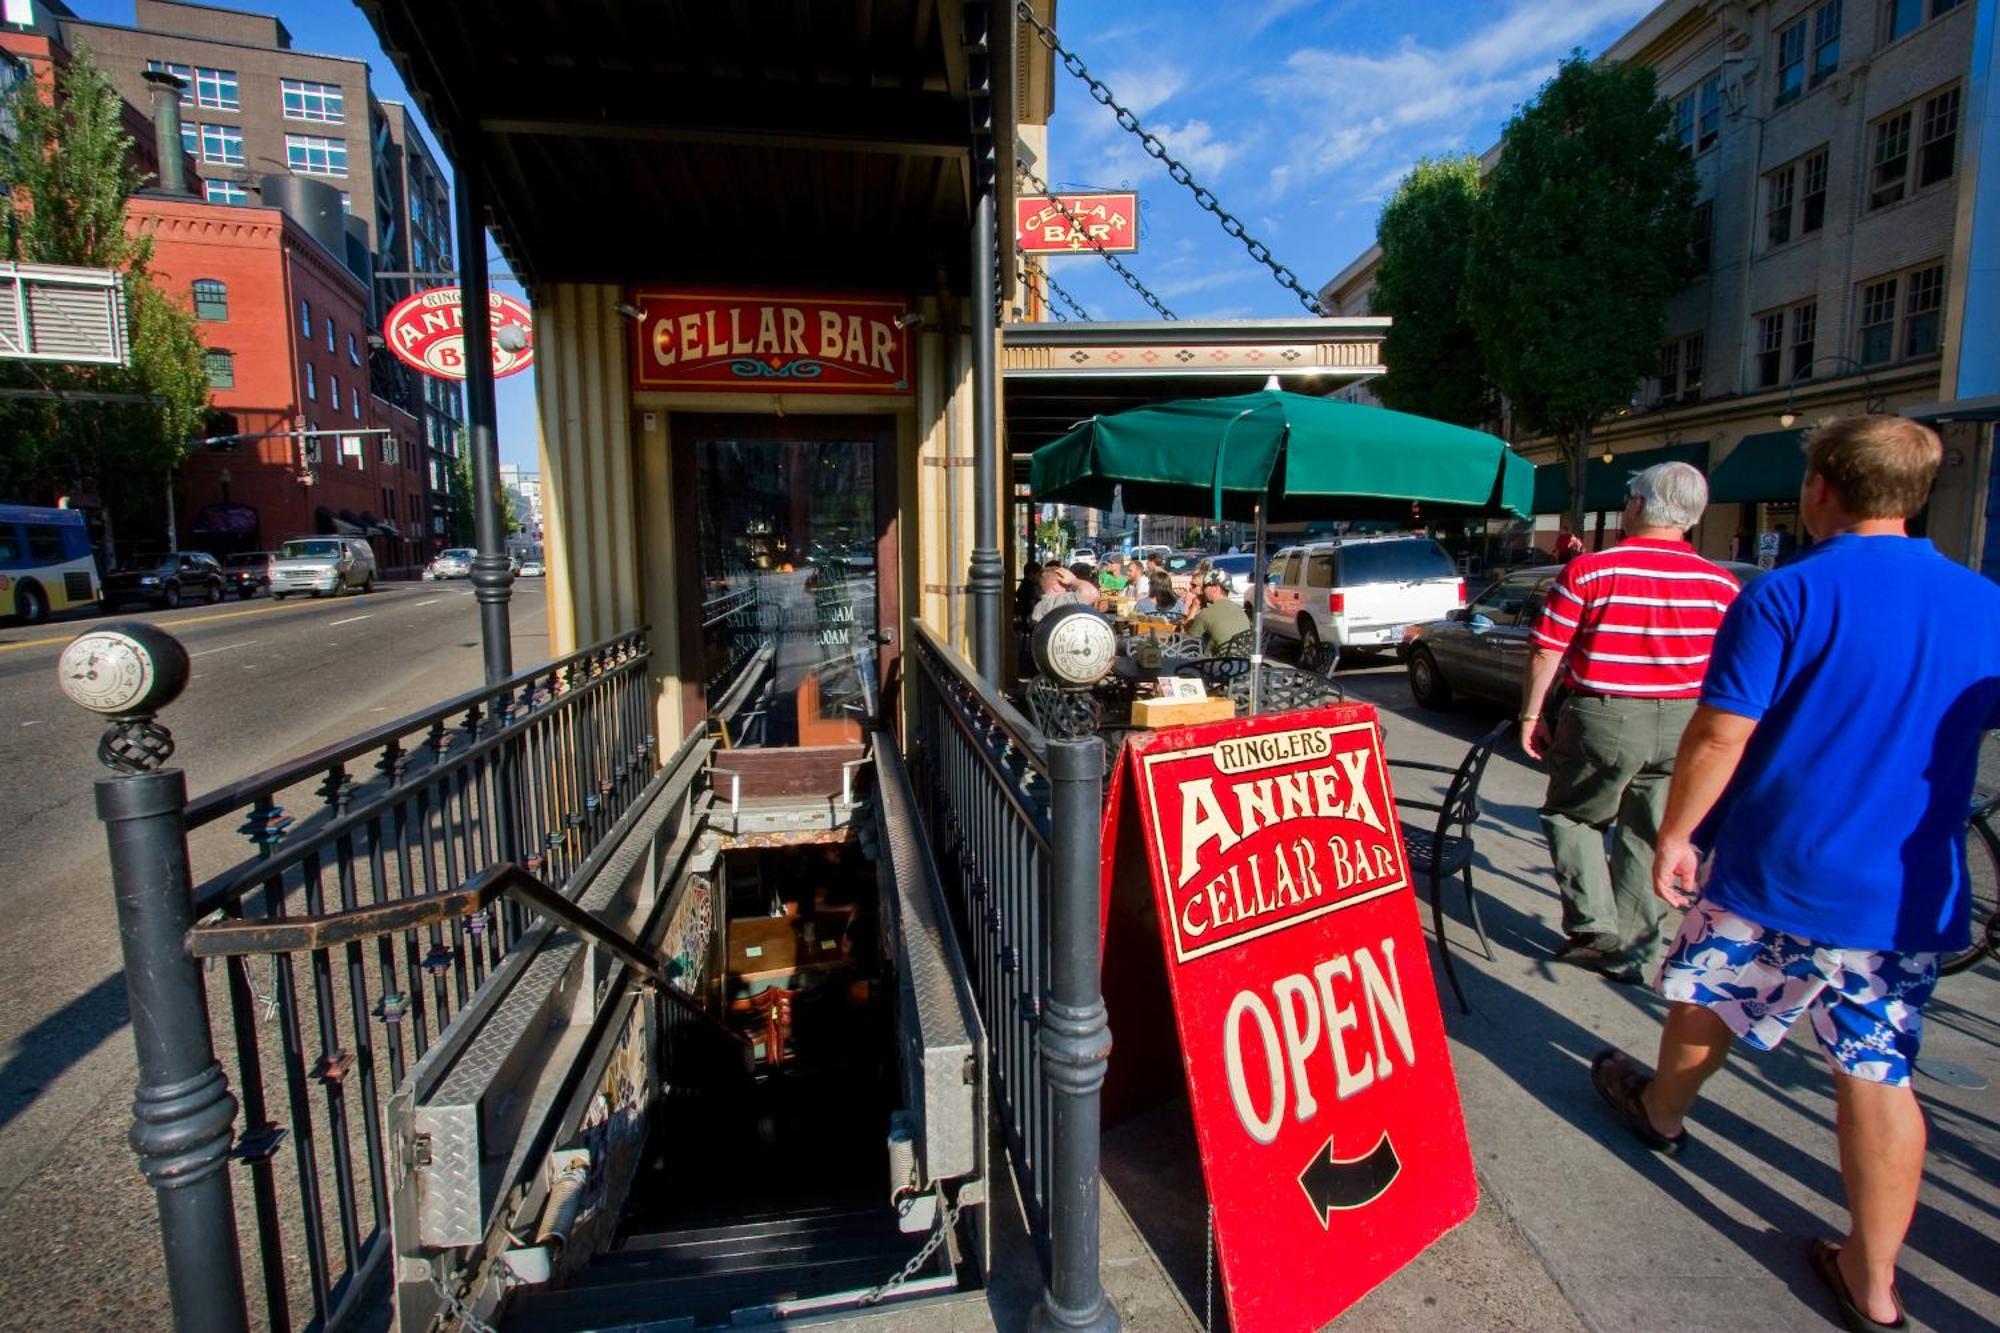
[1585,416,2000,1333]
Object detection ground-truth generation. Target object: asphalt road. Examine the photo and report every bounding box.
[0,578,548,1326]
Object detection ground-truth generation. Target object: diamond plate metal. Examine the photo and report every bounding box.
[873,737,985,1184]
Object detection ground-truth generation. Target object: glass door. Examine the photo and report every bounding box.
[685,419,893,748]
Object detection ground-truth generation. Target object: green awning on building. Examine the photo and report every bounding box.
[1707,429,1806,503]
[1530,442,1710,515]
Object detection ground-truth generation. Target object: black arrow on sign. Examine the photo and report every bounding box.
[1297,1132,1401,1227]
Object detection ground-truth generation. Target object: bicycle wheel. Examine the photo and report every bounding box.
[1940,810,2000,976]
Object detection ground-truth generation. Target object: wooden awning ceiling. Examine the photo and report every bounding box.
[357,0,1022,293]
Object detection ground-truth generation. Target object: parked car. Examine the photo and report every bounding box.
[1402,560,1765,709]
[1261,534,1465,669]
[101,550,224,610]
[518,558,546,577]
[425,547,476,580]
[1065,547,1097,569]
[269,535,377,599]
[223,551,273,599]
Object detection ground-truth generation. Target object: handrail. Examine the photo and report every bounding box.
[912,621,1050,774]
[187,653,649,917]
[184,625,649,830]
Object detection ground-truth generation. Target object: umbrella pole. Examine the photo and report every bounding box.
[1250,501,1267,713]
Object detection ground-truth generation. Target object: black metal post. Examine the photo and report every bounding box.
[99,769,250,1332]
[1033,737,1119,1333]
[453,146,513,686]
[966,0,1004,685]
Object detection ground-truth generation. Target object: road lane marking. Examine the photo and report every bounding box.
[20,719,41,727]
[0,589,413,654]
[414,598,440,607]
[327,615,372,627]
[191,639,260,657]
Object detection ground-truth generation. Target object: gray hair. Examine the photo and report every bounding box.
[1628,460,1708,530]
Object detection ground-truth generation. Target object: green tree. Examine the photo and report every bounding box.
[0,47,210,544]
[449,450,477,545]
[1464,54,1698,537]
[1034,517,1074,560]
[1371,155,1491,427]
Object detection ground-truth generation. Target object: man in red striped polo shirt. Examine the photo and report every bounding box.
[1521,462,1738,982]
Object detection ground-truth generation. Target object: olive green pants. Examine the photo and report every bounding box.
[1538,695,1697,968]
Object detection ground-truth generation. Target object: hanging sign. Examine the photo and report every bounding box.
[1120,704,1476,1333]
[628,290,911,395]
[382,287,536,381]
[1015,191,1140,253]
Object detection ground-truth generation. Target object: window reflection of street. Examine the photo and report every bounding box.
[696,437,876,746]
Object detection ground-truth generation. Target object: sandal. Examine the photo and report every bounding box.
[1808,1238,1913,1332]
[1589,1048,1688,1157]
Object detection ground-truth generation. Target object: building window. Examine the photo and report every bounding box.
[299,299,311,337]
[352,392,361,422]
[338,434,363,466]
[1672,91,1694,152]
[1884,0,1965,43]
[1790,301,1817,381]
[1690,199,1713,270]
[194,67,238,111]
[1801,149,1829,233]
[306,361,317,400]
[1775,17,1807,106]
[1869,109,1912,209]
[1766,164,1796,247]
[330,377,341,411]
[1683,332,1705,401]
[381,437,400,465]
[203,179,249,205]
[1754,311,1786,388]
[280,79,345,124]
[1696,74,1722,152]
[199,122,244,166]
[145,60,193,106]
[303,432,322,464]
[285,133,348,178]
[326,317,336,353]
[1857,277,1899,365]
[339,192,352,214]
[1903,264,1944,358]
[1810,0,1842,89]
[1657,340,1680,405]
[346,332,360,366]
[179,121,195,156]
[1918,85,1960,188]
[190,278,227,321]
[204,349,235,389]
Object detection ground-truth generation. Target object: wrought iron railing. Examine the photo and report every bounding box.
[129,629,657,1331]
[908,625,1115,1330]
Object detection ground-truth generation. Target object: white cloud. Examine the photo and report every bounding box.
[1249,0,1316,34]
[1152,269,1242,299]
[1256,0,1656,185]
[1078,117,1238,189]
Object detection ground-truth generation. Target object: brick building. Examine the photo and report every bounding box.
[50,0,465,547]
[132,193,428,570]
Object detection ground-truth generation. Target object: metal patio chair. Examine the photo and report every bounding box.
[1386,720,1508,1014]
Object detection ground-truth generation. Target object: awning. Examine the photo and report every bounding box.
[1707,430,1806,504]
[1531,442,1709,514]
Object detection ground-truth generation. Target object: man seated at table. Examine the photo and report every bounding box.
[1097,559,1129,594]
[1030,565,1111,624]
[1133,571,1178,617]
[1184,568,1252,654]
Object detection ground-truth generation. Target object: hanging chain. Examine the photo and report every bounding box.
[1018,163,1177,319]
[860,1191,962,1305]
[1016,0,1327,316]
[1019,248,1093,322]
[1204,1204,1215,1333]
[430,1274,499,1333]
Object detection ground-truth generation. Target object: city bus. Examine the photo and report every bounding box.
[0,504,100,624]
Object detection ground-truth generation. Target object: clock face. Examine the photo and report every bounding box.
[1040,612,1117,686]
[56,624,189,716]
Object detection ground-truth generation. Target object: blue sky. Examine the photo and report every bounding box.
[1040,0,1657,323]
[72,0,1654,468]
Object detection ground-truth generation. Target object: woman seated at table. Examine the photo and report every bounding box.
[1133,573,1179,617]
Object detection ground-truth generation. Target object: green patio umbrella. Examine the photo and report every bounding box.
[1029,386,1533,707]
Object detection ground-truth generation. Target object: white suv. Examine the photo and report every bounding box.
[1262,535,1465,669]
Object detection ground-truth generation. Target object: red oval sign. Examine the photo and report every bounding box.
[382,286,535,380]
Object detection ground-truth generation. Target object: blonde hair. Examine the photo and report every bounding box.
[1803,416,1942,519]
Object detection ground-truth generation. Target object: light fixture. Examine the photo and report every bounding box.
[1779,411,1797,428]
[1601,447,1615,464]
[894,312,926,330]
[614,302,645,322]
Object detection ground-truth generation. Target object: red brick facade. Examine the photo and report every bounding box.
[130,198,430,571]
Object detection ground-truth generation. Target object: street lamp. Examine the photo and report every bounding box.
[1777,355,1885,428]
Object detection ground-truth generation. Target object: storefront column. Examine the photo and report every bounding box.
[454,146,514,684]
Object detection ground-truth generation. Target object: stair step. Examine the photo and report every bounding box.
[615,1207,893,1255]
[501,1248,945,1333]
